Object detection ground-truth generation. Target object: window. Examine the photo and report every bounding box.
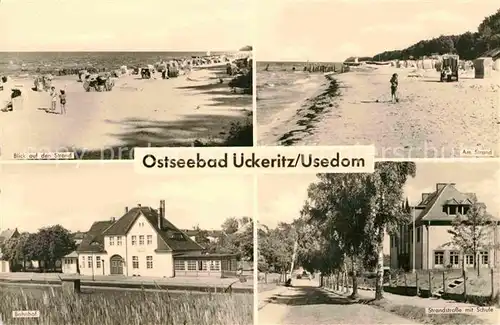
[463,206,470,215]
[442,206,447,213]
[109,237,115,246]
[416,227,421,242]
[449,251,459,265]
[96,256,101,268]
[465,254,474,265]
[146,256,153,269]
[187,260,197,271]
[434,251,444,266]
[480,252,489,265]
[81,256,85,268]
[117,236,122,246]
[139,235,144,245]
[449,206,457,215]
[147,235,152,245]
[132,256,139,269]
[174,260,185,271]
[88,256,93,268]
[210,260,221,271]
[131,236,137,245]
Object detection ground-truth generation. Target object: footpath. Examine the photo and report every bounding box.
[325,287,498,325]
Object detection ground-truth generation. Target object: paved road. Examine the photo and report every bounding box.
[259,280,420,325]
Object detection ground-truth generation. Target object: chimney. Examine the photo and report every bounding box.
[125,206,129,213]
[421,193,430,202]
[137,203,141,207]
[111,217,116,222]
[158,200,165,229]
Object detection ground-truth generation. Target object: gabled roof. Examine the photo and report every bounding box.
[415,184,478,223]
[102,206,203,252]
[77,221,115,253]
[0,228,19,244]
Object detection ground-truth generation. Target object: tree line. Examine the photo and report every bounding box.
[371,9,500,61]
[1,225,75,272]
[258,162,498,300]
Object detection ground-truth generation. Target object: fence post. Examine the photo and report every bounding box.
[428,271,432,298]
[416,272,419,296]
[388,272,392,287]
[462,269,467,302]
[442,272,446,295]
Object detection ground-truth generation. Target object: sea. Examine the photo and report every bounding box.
[0,51,230,75]
[256,61,343,127]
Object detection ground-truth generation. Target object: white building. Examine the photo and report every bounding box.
[390,183,499,270]
[73,201,238,278]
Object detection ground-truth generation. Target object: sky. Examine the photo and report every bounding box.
[0,163,254,232]
[257,161,500,253]
[0,0,253,51]
[257,0,499,61]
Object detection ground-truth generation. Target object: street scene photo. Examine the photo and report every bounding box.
[0,163,254,325]
[0,0,253,160]
[257,161,499,324]
[256,0,499,158]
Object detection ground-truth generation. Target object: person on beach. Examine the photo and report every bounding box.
[390,73,399,103]
[49,86,57,112]
[59,89,67,114]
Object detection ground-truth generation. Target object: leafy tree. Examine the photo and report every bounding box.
[221,217,240,235]
[25,225,75,271]
[1,232,31,271]
[445,198,498,276]
[364,162,416,300]
[371,9,500,61]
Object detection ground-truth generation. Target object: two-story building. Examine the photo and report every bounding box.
[65,201,238,278]
[390,183,499,270]
[0,228,20,273]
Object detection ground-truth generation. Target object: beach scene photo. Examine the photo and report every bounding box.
[0,0,253,160]
[0,163,255,325]
[256,0,499,158]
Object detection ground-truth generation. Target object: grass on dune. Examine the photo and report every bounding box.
[0,286,253,325]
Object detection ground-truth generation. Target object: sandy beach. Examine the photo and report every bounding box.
[0,67,252,159]
[257,66,499,158]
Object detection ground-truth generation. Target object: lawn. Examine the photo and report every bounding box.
[0,285,253,325]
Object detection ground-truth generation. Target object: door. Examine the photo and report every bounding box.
[110,255,123,275]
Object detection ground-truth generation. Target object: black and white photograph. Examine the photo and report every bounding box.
[256,0,499,158]
[257,161,499,324]
[0,163,254,325]
[0,0,253,160]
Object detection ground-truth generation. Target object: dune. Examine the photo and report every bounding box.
[0,68,252,160]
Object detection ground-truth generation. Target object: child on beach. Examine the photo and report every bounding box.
[390,73,399,103]
[49,86,57,112]
[59,89,67,114]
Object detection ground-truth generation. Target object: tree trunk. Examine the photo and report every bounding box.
[375,228,385,300]
[350,259,359,299]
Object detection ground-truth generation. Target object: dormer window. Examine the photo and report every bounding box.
[169,232,184,240]
[449,206,457,215]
